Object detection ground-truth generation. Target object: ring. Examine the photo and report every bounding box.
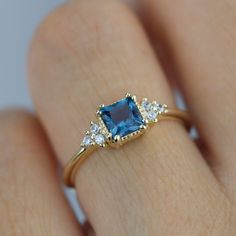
[64,93,190,187]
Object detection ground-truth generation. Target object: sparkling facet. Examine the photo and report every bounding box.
[147,111,157,120]
[149,103,159,113]
[141,99,166,121]
[157,104,165,113]
[95,134,105,145]
[141,99,150,110]
[100,97,144,138]
[90,123,100,134]
[82,135,92,146]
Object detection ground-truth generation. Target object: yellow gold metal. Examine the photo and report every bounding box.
[161,108,190,125]
[64,146,98,187]
[63,95,191,187]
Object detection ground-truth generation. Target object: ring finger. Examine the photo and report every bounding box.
[28,1,226,235]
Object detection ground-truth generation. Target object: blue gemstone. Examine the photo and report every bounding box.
[100,97,144,138]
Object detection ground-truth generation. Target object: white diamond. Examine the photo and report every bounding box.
[90,123,100,134]
[149,103,165,114]
[141,100,150,110]
[95,134,105,145]
[148,111,157,120]
[149,103,159,113]
[82,135,92,146]
[157,104,165,113]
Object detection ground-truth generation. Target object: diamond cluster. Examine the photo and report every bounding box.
[81,96,167,148]
[141,98,166,122]
[82,122,106,147]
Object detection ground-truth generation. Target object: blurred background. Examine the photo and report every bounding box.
[0,0,85,221]
[0,0,65,109]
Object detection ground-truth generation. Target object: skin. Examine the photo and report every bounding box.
[0,0,236,235]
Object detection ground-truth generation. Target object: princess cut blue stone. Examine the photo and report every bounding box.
[100,96,145,139]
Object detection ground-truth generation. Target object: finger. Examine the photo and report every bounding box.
[0,110,84,236]
[28,1,228,235]
[139,0,236,189]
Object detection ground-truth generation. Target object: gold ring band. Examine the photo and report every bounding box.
[64,94,191,187]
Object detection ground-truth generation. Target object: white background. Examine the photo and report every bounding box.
[0,0,85,221]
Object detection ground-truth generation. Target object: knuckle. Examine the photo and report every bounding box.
[0,109,39,163]
[28,0,143,103]
[29,0,139,65]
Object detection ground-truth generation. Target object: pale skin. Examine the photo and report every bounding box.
[0,0,236,235]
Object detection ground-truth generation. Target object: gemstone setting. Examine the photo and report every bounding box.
[99,96,145,139]
[141,98,166,122]
[82,135,93,147]
[95,134,106,145]
[90,123,100,134]
[81,122,107,147]
[81,94,167,149]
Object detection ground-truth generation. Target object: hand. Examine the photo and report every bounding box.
[1,1,236,235]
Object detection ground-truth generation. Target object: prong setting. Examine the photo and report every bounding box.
[114,135,121,143]
[96,109,102,116]
[140,124,147,131]
[82,94,168,149]
[131,95,137,101]
[140,97,167,124]
[64,93,189,187]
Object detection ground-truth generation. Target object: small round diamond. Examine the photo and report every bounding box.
[149,103,159,113]
[95,134,105,145]
[157,104,165,113]
[147,111,157,121]
[90,123,100,134]
[82,135,92,146]
[141,99,150,110]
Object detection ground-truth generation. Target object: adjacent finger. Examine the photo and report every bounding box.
[140,0,236,190]
[28,1,228,235]
[0,110,84,236]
